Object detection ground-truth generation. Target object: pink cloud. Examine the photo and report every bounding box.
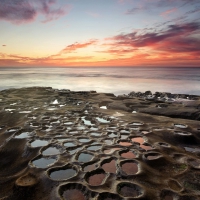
[161,8,177,17]
[107,22,200,54]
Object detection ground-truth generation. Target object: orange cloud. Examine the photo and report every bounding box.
[1,21,200,68]
[1,49,199,67]
[0,51,95,67]
[61,40,97,53]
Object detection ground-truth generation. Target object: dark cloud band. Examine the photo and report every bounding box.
[0,0,68,24]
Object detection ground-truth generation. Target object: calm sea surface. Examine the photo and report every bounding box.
[0,67,200,95]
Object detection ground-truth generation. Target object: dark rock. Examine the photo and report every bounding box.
[144,91,152,95]
[107,102,131,112]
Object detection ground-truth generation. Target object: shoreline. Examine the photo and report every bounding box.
[2,86,200,99]
[0,87,200,200]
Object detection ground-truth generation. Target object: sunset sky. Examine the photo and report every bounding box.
[0,0,200,67]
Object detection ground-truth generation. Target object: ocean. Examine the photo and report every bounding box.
[0,67,200,95]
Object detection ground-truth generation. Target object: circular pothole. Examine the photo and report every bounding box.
[131,137,144,144]
[120,160,139,175]
[31,139,48,147]
[32,156,57,168]
[145,152,162,160]
[79,138,91,143]
[120,150,136,159]
[174,124,187,128]
[77,152,94,163]
[101,159,116,173]
[174,131,192,136]
[42,146,61,155]
[87,145,102,151]
[48,165,77,181]
[158,142,171,148]
[85,169,107,186]
[59,183,90,200]
[118,140,132,147]
[130,122,144,126]
[64,141,77,147]
[117,182,143,198]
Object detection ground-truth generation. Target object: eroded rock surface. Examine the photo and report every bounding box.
[0,87,200,200]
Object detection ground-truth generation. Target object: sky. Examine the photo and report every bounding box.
[0,0,200,67]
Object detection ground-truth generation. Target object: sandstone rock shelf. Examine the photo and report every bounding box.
[0,87,200,200]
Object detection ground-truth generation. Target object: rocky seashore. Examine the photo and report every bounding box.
[0,87,200,200]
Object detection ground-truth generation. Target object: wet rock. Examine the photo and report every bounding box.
[107,102,131,112]
[0,87,200,200]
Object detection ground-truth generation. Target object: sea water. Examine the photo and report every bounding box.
[0,67,200,95]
